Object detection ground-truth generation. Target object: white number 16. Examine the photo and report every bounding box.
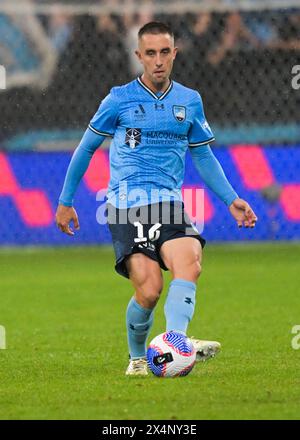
[133,222,162,243]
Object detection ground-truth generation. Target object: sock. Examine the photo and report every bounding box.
[126,297,154,359]
[164,278,196,334]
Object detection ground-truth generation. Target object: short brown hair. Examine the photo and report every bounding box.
[138,21,174,40]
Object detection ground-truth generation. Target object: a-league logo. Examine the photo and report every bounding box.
[125,128,141,149]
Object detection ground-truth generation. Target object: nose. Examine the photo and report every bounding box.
[155,54,163,67]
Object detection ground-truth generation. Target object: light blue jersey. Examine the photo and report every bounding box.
[88,77,214,207]
[59,78,238,209]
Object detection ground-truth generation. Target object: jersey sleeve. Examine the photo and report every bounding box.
[88,91,119,137]
[188,92,215,148]
[58,128,106,207]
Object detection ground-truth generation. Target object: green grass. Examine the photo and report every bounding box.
[1,243,300,420]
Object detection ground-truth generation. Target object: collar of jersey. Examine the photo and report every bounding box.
[137,76,173,100]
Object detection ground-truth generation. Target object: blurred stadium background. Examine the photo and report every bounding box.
[1,0,300,245]
[1,0,300,422]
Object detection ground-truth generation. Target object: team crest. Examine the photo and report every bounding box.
[173,105,186,122]
[125,128,141,149]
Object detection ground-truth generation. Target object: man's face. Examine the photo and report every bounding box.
[135,33,177,84]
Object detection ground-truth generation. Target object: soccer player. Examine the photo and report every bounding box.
[56,22,257,376]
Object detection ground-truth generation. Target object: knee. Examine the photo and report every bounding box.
[127,256,163,307]
[188,247,202,280]
[172,258,202,283]
[186,260,202,281]
[137,272,163,306]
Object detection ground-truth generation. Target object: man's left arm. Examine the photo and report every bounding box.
[190,145,258,228]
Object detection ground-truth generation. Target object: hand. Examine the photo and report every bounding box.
[229,198,258,228]
[55,204,80,236]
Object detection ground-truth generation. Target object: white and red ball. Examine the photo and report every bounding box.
[147,331,196,377]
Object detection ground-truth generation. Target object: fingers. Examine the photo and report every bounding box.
[57,222,74,236]
[73,215,80,230]
[246,207,258,228]
[55,206,80,236]
[56,216,79,236]
[230,199,258,229]
[243,211,251,228]
[237,208,258,229]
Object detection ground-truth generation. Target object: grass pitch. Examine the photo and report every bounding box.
[0,243,300,420]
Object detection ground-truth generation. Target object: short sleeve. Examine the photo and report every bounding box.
[88,91,119,137]
[188,92,215,148]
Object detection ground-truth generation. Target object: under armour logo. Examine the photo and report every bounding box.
[129,324,135,330]
[155,103,165,111]
[184,297,193,305]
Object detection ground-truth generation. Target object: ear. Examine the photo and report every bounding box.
[135,49,142,63]
[173,46,178,60]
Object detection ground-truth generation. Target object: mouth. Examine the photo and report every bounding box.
[154,70,165,75]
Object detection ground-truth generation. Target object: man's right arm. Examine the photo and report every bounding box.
[56,90,119,235]
[58,128,105,207]
[56,128,105,235]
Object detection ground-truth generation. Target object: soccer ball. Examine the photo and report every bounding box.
[147,331,196,377]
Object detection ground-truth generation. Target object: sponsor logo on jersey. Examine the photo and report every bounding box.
[146,131,186,141]
[125,128,141,149]
[173,105,186,122]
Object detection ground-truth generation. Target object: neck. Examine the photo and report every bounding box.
[141,74,170,94]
